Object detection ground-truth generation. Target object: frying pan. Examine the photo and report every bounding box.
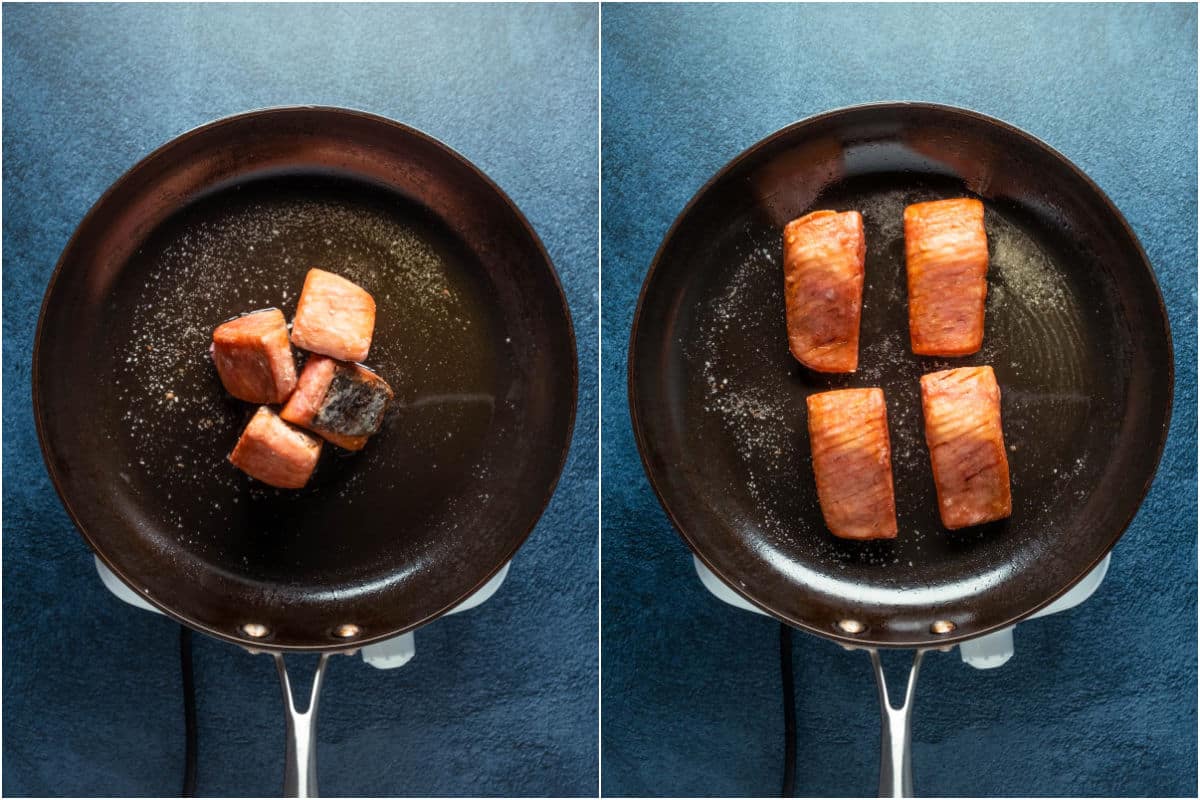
[628,103,1172,796]
[33,106,577,795]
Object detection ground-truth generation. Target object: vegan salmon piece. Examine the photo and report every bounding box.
[290,269,376,362]
[783,210,866,373]
[920,366,1012,529]
[211,308,297,404]
[281,355,393,451]
[904,198,989,356]
[806,388,898,540]
[229,406,323,489]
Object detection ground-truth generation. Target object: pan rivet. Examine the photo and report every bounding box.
[836,619,866,634]
[333,623,361,639]
[241,623,269,638]
[930,620,957,634]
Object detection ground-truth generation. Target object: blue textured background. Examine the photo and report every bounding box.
[601,4,1197,797]
[3,4,597,796]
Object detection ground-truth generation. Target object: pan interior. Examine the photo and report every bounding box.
[103,174,506,588]
[631,108,1170,646]
[670,175,1119,611]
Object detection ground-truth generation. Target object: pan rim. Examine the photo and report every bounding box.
[33,105,579,652]
[626,100,1175,649]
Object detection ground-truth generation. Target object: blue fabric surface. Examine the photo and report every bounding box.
[3,4,597,796]
[601,3,1197,797]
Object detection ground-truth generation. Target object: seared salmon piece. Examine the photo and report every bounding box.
[229,406,322,489]
[211,309,297,404]
[920,366,1012,529]
[290,269,376,362]
[806,388,898,540]
[783,210,865,372]
[904,198,989,356]
[281,355,393,451]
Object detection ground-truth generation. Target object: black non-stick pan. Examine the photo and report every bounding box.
[628,103,1172,796]
[34,107,577,795]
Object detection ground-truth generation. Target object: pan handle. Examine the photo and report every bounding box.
[869,649,924,798]
[274,653,331,798]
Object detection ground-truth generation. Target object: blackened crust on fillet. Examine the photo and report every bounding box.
[313,367,392,437]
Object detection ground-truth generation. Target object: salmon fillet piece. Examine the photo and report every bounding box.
[806,388,898,540]
[783,210,866,372]
[920,366,1012,529]
[211,309,297,404]
[281,355,393,451]
[904,198,989,356]
[290,269,376,362]
[229,406,323,489]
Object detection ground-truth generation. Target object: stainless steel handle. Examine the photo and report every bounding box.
[274,653,331,798]
[869,649,924,798]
